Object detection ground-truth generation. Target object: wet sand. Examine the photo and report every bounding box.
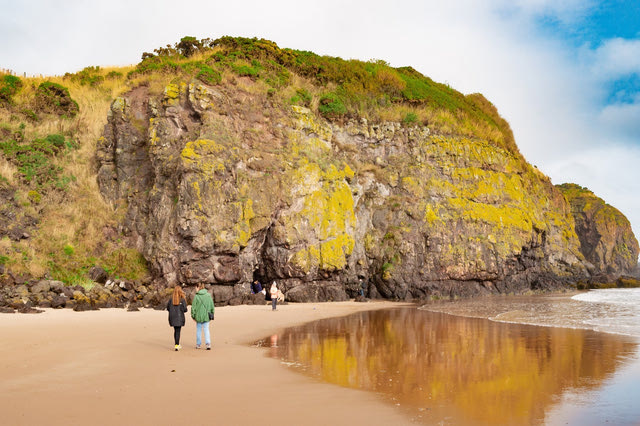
[0,301,413,425]
[262,306,640,425]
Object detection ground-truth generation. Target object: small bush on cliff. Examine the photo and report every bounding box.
[63,244,75,256]
[196,64,222,85]
[176,36,203,57]
[0,75,23,103]
[402,112,418,125]
[318,93,347,119]
[64,66,105,87]
[130,55,181,76]
[232,60,262,79]
[106,70,123,79]
[35,82,79,118]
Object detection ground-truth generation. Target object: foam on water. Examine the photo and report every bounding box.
[570,289,640,338]
[421,289,640,339]
[572,288,640,306]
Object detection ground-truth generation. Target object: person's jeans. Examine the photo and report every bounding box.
[196,321,210,346]
[272,299,277,310]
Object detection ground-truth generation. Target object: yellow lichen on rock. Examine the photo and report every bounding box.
[110,97,126,115]
[291,105,333,142]
[163,83,181,106]
[320,234,355,270]
[286,159,357,272]
[148,117,159,145]
[181,139,228,175]
[233,194,256,249]
[291,245,321,274]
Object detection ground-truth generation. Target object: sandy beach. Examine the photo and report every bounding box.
[0,301,413,425]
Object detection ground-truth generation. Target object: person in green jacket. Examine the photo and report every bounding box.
[191,283,215,350]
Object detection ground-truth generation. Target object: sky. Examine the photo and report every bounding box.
[1,0,639,239]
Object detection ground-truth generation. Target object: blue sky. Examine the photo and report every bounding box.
[537,1,640,105]
[1,0,639,240]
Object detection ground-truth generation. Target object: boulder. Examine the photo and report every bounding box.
[89,266,109,284]
[48,281,66,294]
[50,295,67,309]
[29,280,51,294]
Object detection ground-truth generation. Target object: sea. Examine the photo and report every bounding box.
[257,289,640,425]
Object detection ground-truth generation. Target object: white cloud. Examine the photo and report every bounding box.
[591,37,640,78]
[599,96,640,140]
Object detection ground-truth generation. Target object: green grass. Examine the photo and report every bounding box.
[127,36,517,152]
[0,74,23,103]
[318,93,347,118]
[402,112,418,125]
[289,88,312,106]
[0,131,77,189]
[196,64,222,85]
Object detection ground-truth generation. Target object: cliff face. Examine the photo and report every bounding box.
[557,183,639,280]
[96,80,590,304]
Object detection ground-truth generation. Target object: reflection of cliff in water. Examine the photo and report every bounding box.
[259,308,638,425]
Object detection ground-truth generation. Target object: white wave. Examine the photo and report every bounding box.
[570,289,640,338]
[572,288,640,306]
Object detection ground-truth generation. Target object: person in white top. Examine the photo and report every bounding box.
[270,282,278,311]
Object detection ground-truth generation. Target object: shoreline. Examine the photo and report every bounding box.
[0,300,415,425]
[419,290,640,342]
[2,291,638,425]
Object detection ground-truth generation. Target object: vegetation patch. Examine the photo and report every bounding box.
[290,88,312,107]
[231,60,262,79]
[35,82,79,117]
[318,93,347,119]
[0,74,23,103]
[402,112,418,125]
[125,36,517,152]
[0,130,77,189]
[64,66,105,87]
[196,64,222,85]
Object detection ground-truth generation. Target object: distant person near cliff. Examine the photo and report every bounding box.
[191,283,215,350]
[251,280,263,294]
[270,282,279,311]
[166,286,187,351]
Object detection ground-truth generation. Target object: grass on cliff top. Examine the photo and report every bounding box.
[127,36,518,154]
[0,67,150,285]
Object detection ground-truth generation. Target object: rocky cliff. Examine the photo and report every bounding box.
[4,37,636,310]
[557,183,639,281]
[96,79,591,304]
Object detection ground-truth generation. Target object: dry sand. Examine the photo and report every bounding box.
[0,301,413,425]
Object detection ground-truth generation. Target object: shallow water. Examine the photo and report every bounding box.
[257,291,640,425]
[425,290,640,338]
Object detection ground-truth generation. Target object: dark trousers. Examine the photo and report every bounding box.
[173,326,182,345]
[272,299,277,310]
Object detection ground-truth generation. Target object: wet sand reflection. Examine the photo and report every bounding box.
[258,308,638,425]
